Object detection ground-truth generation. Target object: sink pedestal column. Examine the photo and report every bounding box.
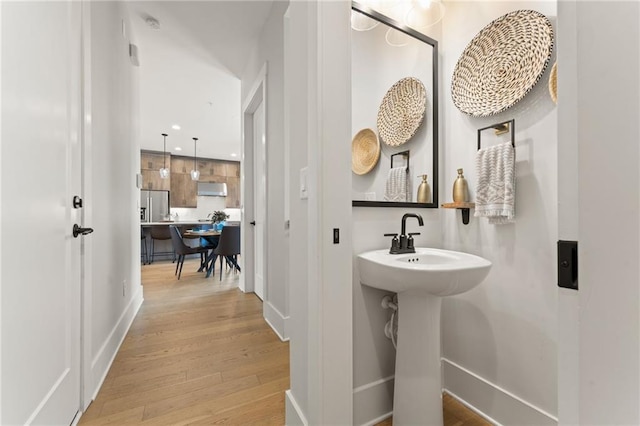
[393,290,443,425]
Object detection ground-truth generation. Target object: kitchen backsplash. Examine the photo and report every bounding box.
[170,196,240,221]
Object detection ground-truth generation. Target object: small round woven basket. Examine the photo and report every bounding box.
[352,128,380,175]
[451,10,554,117]
[549,61,557,104]
[377,77,427,146]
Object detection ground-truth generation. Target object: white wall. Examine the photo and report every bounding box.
[170,196,229,220]
[85,1,144,401]
[440,2,558,424]
[286,1,354,423]
[285,2,310,421]
[241,1,289,338]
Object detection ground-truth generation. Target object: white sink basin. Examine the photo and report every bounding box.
[357,247,492,296]
[357,248,491,425]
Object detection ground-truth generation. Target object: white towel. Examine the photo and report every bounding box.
[384,167,409,202]
[474,142,515,224]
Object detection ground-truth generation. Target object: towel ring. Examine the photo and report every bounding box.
[477,119,515,150]
[390,150,410,172]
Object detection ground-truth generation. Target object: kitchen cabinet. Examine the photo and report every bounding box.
[212,161,227,178]
[141,151,168,171]
[171,157,191,175]
[196,160,215,179]
[141,151,240,208]
[225,162,240,178]
[140,151,170,191]
[225,177,240,208]
[170,172,197,208]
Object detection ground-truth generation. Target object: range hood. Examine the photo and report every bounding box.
[197,182,227,197]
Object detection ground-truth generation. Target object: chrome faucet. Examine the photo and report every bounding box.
[385,213,424,254]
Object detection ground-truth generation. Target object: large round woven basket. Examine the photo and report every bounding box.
[377,77,426,146]
[549,61,557,104]
[451,10,554,117]
[352,128,380,175]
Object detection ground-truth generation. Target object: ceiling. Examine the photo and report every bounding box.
[128,1,274,161]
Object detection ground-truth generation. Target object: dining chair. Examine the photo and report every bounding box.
[179,225,207,265]
[169,225,210,280]
[149,225,175,263]
[211,226,241,280]
[141,231,148,265]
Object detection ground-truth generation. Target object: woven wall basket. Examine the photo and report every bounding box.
[377,77,427,146]
[549,61,557,104]
[451,10,554,117]
[352,128,380,175]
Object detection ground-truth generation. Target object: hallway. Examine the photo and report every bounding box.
[80,259,289,425]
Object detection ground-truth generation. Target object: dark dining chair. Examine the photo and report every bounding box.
[211,226,241,280]
[149,225,175,263]
[169,225,209,279]
[179,225,207,266]
[141,231,148,265]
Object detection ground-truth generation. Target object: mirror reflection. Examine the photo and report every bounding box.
[351,3,439,208]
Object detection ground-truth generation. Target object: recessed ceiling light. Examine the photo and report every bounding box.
[172,124,181,130]
[174,147,182,151]
[230,153,238,157]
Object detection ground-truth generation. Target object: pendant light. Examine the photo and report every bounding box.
[190,137,200,181]
[159,133,170,179]
[405,0,445,31]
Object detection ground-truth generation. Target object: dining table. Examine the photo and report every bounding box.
[184,229,221,277]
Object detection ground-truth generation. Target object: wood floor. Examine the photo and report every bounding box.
[375,394,493,426]
[81,257,490,425]
[80,258,289,425]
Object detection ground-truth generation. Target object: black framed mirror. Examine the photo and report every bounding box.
[351,1,439,208]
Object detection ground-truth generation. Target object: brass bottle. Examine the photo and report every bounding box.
[452,168,469,202]
[417,174,431,203]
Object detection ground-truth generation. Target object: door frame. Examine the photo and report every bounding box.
[79,0,93,411]
[240,64,267,297]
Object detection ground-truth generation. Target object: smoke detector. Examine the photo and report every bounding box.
[145,16,160,29]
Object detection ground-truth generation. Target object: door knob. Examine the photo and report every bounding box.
[250,221,256,226]
[73,224,94,238]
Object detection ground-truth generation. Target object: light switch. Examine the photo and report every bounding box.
[300,167,308,200]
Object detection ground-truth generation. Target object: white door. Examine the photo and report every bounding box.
[253,101,266,300]
[1,1,84,424]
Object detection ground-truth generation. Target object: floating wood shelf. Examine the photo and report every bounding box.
[441,202,475,225]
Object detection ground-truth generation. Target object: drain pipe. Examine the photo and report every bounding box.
[381,294,399,349]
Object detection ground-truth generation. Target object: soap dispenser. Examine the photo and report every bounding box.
[452,168,469,202]
[416,174,431,203]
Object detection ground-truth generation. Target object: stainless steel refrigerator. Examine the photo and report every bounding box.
[140,190,170,223]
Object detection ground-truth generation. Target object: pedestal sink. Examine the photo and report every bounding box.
[357,248,492,425]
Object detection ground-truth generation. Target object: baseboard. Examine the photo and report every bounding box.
[285,389,308,425]
[90,287,144,400]
[353,376,394,426]
[264,300,289,341]
[442,358,558,426]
